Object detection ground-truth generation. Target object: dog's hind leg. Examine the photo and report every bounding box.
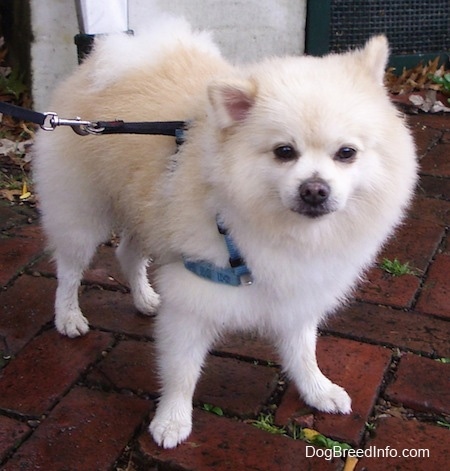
[54,253,91,338]
[53,229,106,338]
[116,234,160,315]
[45,204,112,338]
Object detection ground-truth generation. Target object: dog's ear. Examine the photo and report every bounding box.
[208,79,257,129]
[360,35,389,85]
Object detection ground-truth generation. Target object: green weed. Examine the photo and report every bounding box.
[250,413,353,454]
[0,69,27,99]
[436,419,450,429]
[429,72,450,103]
[435,357,450,364]
[202,403,224,416]
[251,413,286,435]
[379,258,417,276]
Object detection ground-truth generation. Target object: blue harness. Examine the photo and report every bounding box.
[183,218,253,287]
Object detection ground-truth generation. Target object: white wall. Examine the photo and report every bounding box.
[30,0,306,110]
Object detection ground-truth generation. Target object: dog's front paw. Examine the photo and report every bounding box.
[149,402,192,449]
[304,381,352,414]
[55,310,90,338]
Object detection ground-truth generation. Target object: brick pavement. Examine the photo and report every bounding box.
[0,113,449,470]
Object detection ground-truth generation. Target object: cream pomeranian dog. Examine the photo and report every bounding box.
[33,15,417,448]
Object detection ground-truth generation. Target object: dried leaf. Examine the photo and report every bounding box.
[343,456,359,471]
[409,90,450,113]
[385,58,450,96]
[19,180,31,200]
[302,428,321,441]
[0,189,21,201]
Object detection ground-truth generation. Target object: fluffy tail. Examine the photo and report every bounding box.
[86,11,220,91]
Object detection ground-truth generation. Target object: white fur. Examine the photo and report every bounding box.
[33,17,417,449]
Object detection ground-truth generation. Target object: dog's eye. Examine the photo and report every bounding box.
[335,146,357,162]
[273,145,298,162]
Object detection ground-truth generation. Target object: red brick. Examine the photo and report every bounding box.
[416,254,450,319]
[0,329,113,416]
[10,224,45,240]
[195,356,279,418]
[275,336,391,446]
[80,287,155,337]
[443,234,450,255]
[28,253,54,275]
[32,244,129,291]
[406,119,442,157]
[139,409,338,471]
[356,417,450,470]
[420,133,450,177]
[407,115,446,157]
[0,275,56,355]
[380,217,444,270]
[0,203,24,230]
[324,303,450,358]
[2,387,150,471]
[90,339,280,418]
[419,175,450,201]
[85,244,128,287]
[0,225,45,286]
[0,416,29,462]
[385,353,450,415]
[356,267,420,308]
[408,113,450,131]
[215,331,280,364]
[408,197,450,227]
[87,339,159,394]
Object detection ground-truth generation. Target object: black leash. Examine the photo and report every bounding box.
[0,101,47,127]
[94,120,186,144]
[0,101,187,144]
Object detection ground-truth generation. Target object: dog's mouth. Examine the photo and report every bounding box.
[292,202,336,218]
[291,178,337,218]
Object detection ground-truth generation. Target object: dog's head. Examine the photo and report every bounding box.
[206,36,414,225]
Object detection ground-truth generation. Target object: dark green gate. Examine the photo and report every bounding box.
[306,0,449,70]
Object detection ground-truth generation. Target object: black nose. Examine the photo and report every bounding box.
[299,179,330,206]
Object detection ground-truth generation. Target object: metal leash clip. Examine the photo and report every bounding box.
[41,112,105,135]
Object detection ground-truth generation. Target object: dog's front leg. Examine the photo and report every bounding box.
[149,303,217,448]
[276,322,352,414]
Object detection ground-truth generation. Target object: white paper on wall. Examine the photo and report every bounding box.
[76,0,128,34]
